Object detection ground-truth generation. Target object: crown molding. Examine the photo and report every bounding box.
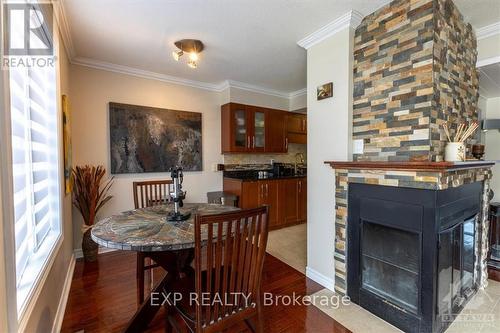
[72,57,307,99]
[289,88,307,99]
[476,55,500,68]
[226,80,295,99]
[297,10,364,50]
[72,56,225,92]
[476,21,500,40]
[52,0,76,60]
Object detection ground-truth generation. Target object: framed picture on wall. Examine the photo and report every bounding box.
[109,102,202,174]
[317,82,333,100]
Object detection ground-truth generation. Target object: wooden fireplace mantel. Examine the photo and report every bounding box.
[324,160,496,172]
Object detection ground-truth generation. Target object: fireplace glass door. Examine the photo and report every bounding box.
[437,216,477,327]
[361,221,420,314]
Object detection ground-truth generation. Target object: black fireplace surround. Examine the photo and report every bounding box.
[347,182,482,333]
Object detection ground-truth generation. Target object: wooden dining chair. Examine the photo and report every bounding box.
[165,206,269,333]
[132,179,174,305]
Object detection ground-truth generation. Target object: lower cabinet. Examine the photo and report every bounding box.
[280,179,299,225]
[223,177,307,229]
[257,180,279,227]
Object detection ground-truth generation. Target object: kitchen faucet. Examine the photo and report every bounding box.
[294,153,305,174]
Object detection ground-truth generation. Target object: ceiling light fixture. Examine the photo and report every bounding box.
[172,50,183,61]
[172,39,204,69]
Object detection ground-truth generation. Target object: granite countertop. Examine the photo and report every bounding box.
[223,168,307,181]
[224,173,307,181]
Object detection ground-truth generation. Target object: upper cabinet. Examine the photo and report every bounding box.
[266,109,287,153]
[221,103,305,153]
[287,113,307,144]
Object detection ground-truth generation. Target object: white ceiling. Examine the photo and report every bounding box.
[62,0,500,95]
[479,63,500,98]
[453,0,500,29]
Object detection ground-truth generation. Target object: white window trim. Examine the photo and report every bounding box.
[17,235,63,332]
[0,1,66,331]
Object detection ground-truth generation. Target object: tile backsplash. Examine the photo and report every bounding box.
[222,143,306,165]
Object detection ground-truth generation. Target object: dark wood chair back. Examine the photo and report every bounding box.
[132,179,174,306]
[133,180,173,209]
[193,206,269,332]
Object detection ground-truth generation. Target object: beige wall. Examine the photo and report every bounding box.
[484,97,500,201]
[306,27,354,288]
[22,31,75,333]
[70,65,226,250]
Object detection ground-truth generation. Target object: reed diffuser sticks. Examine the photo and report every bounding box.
[442,121,478,143]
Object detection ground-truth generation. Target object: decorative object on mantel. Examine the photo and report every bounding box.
[72,165,114,262]
[472,144,485,160]
[316,82,333,100]
[109,102,202,174]
[171,39,204,69]
[442,122,479,162]
[62,94,73,194]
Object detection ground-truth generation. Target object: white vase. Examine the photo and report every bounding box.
[445,142,465,162]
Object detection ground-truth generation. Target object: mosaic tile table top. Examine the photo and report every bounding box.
[92,203,239,252]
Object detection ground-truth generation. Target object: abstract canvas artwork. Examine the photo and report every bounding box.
[109,102,202,174]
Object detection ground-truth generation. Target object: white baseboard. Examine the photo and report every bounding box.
[306,266,335,291]
[73,246,117,259]
[52,254,76,333]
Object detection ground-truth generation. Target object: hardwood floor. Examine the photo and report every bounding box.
[61,251,350,333]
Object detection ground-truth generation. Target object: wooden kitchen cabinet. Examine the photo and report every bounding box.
[240,181,259,209]
[280,179,299,225]
[221,103,266,153]
[223,176,307,230]
[222,103,297,153]
[297,178,307,222]
[258,180,279,227]
[287,112,307,144]
[266,109,287,153]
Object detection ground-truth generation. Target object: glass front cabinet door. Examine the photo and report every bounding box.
[221,103,270,153]
[232,105,248,151]
[251,107,266,152]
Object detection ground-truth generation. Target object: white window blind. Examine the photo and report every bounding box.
[8,5,61,314]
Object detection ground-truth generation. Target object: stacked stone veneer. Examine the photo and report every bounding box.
[353,0,479,162]
[333,167,493,295]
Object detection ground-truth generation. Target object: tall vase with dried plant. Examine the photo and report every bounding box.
[72,165,113,262]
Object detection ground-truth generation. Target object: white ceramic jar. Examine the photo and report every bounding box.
[445,142,465,162]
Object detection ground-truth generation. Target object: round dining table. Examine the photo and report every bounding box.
[91,202,240,333]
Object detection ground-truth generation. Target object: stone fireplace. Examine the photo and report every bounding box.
[326,0,495,332]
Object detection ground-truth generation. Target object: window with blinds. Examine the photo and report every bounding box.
[8,5,61,314]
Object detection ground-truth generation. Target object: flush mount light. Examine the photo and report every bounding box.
[172,39,204,69]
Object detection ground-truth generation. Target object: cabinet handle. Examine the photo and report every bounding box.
[299,181,301,193]
[247,136,250,148]
[285,137,288,150]
[253,136,255,148]
[266,183,269,197]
